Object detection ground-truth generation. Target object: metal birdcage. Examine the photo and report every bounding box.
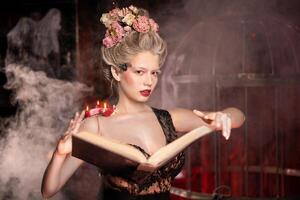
[159,12,300,198]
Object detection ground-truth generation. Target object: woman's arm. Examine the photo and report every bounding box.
[41,150,83,198]
[41,112,99,198]
[169,107,245,137]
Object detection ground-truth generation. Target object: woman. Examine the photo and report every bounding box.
[41,5,245,199]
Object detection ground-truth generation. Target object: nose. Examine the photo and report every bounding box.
[144,74,153,86]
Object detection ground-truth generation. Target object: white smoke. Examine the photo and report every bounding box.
[0,64,92,200]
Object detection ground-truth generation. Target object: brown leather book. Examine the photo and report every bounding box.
[72,126,212,178]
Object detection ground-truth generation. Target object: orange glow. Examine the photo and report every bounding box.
[103,102,107,108]
[97,100,100,106]
[86,105,89,111]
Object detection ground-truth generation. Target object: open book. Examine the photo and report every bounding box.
[72,126,213,175]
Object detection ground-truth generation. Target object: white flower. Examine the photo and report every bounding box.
[122,13,136,26]
[129,5,139,14]
[100,13,112,28]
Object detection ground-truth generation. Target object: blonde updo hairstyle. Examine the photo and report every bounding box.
[101,8,167,100]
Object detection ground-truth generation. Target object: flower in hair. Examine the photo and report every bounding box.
[129,5,139,14]
[124,26,132,32]
[102,22,125,48]
[100,5,159,48]
[109,8,121,20]
[132,16,151,33]
[122,13,136,26]
[149,19,159,32]
[100,13,113,28]
[102,36,115,48]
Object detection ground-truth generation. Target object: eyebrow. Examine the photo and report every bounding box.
[130,66,161,72]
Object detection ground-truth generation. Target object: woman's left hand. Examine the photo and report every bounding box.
[193,110,231,140]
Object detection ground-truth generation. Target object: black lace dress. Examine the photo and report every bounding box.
[100,108,185,200]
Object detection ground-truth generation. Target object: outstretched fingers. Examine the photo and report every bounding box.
[193,110,232,140]
[193,109,205,118]
[220,113,231,140]
[225,115,231,140]
[73,110,85,134]
[63,110,85,136]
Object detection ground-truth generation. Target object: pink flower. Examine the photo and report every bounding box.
[111,22,125,40]
[100,6,160,48]
[132,16,150,33]
[103,22,126,48]
[102,36,115,48]
[109,8,121,20]
[124,26,132,32]
[149,18,159,32]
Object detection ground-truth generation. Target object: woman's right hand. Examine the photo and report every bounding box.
[56,111,85,155]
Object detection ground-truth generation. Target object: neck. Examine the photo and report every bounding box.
[116,91,150,115]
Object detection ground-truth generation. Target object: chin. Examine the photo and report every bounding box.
[136,96,150,103]
[138,98,149,103]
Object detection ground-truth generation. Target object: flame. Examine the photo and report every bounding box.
[103,102,107,109]
[97,100,100,106]
[86,105,89,111]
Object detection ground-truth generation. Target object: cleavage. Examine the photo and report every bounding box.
[101,112,166,155]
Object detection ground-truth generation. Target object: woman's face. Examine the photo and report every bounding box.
[118,51,161,103]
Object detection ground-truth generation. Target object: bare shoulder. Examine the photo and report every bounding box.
[78,116,100,135]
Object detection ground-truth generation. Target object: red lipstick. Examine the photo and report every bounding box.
[140,90,151,97]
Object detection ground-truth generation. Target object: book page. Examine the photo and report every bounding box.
[146,126,213,167]
[73,131,148,163]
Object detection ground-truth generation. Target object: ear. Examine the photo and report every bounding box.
[111,66,121,81]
